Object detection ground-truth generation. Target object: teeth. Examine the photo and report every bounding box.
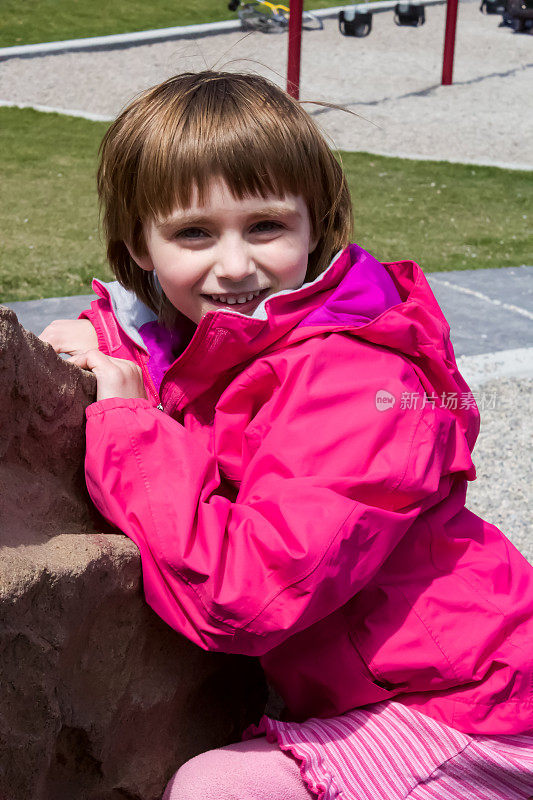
[209,289,263,304]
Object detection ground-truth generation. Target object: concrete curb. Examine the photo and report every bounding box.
[347,149,533,172]
[0,0,445,60]
[0,100,113,122]
[428,276,533,321]
[457,348,533,387]
[0,20,242,61]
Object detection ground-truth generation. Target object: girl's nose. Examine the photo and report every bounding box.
[213,240,256,282]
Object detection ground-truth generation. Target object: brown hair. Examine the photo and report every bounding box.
[97,71,353,325]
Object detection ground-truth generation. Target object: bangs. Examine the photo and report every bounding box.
[133,73,321,223]
[98,71,353,324]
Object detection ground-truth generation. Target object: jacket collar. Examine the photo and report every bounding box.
[94,244,475,447]
[158,244,404,409]
[94,244,399,352]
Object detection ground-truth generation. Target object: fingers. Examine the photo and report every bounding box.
[39,319,71,352]
[39,322,147,402]
[38,319,98,355]
[67,348,105,371]
[69,350,147,403]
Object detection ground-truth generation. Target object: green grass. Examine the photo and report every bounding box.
[1,0,358,48]
[0,109,112,301]
[341,152,532,271]
[0,107,531,303]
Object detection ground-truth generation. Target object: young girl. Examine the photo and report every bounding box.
[41,71,533,800]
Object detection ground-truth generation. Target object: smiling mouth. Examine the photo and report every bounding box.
[202,288,270,307]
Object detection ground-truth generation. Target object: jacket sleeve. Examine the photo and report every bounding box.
[84,336,472,656]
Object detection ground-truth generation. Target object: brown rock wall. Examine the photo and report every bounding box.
[0,307,267,800]
[0,306,100,543]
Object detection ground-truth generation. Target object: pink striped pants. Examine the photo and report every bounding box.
[163,702,533,800]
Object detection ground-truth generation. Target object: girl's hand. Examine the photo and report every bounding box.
[68,350,147,403]
[39,319,98,357]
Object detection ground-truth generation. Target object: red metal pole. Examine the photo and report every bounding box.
[287,0,304,99]
[441,0,459,86]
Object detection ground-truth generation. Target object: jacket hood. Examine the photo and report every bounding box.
[93,243,479,449]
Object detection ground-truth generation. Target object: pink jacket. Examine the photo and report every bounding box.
[82,244,533,735]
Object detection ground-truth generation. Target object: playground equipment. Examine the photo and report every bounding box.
[394,2,426,25]
[228,0,322,32]
[480,0,533,31]
[479,0,506,12]
[339,8,373,36]
[338,0,436,37]
[338,1,426,34]
[502,0,533,30]
[286,0,455,99]
[442,0,458,83]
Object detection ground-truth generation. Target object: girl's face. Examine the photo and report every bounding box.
[131,178,317,325]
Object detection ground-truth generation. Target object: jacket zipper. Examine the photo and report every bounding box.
[136,349,160,406]
[158,318,215,411]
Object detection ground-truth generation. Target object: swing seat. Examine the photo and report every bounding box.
[479,0,505,13]
[394,2,426,26]
[338,8,373,37]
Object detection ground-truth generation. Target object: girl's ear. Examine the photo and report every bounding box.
[125,242,154,272]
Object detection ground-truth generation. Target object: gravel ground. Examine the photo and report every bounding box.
[462,377,532,562]
[1,0,532,166]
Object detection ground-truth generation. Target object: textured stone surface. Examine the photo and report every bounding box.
[0,306,100,543]
[0,307,267,800]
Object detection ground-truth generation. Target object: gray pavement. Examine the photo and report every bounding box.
[4,265,533,359]
[5,293,95,338]
[426,266,533,357]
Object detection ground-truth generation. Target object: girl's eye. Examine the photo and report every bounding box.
[176,228,208,240]
[252,220,282,234]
